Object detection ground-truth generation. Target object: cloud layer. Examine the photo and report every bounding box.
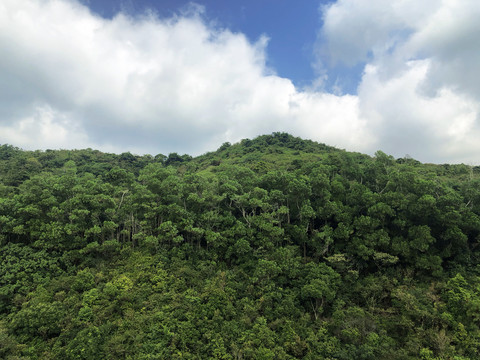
[1,0,480,163]
[320,0,480,163]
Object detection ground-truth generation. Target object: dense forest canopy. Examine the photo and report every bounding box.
[1,133,480,359]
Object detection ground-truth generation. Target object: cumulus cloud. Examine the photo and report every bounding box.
[358,61,480,163]
[2,0,480,164]
[320,0,437,67]
[320,0,480,163]
[0,105,93,150]
[0,0,371,157]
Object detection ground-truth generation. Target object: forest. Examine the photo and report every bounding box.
[1,132,480,359]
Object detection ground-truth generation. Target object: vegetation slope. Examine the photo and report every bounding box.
[1,133,480,359]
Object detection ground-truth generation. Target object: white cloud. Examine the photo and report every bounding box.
[0,0,371,156]
[319,0,480,163]
[358,61,480,163]
[0,105,97,150]
[2,0,480,164]
[288,92,370,150]
[319,0,436,66]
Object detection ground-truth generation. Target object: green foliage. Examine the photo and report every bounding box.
[1,133,480,358]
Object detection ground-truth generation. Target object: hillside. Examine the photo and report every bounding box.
[1,133,480,359]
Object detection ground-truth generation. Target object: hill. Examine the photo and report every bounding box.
[1,133,480,359]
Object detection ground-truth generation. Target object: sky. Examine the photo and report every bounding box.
[1,0,480,164]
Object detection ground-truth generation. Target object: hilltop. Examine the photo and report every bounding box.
[1,133,480,359]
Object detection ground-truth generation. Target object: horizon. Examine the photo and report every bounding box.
[1,131,471,167]
[1,0,480,164]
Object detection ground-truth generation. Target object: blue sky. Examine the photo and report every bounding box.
[2,0,480,164]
